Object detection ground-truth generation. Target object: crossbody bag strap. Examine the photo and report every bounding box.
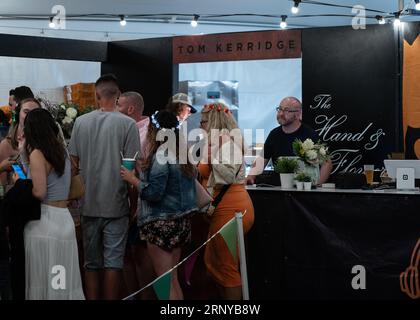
[211,164,242,207]
[211,184,231,207]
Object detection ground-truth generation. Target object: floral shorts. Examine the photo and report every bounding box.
[140,217,191,251]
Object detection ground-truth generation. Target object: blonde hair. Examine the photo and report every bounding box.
[201,102,245,154]
[201,102,239,133]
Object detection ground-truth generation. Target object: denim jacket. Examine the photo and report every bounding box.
[137,154,197,226]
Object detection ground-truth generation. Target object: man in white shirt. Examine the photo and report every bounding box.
[117,91,155,299]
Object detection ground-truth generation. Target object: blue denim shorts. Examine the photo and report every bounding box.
[81,216,129,270]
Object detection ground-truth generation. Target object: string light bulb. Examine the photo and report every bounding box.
[280,15,287,29]
[376,15,386,25]
[191,14,199,27]
[120,15,127,26]
[393,13,401,27]
[49,17,55,28]
[291,0,301,14]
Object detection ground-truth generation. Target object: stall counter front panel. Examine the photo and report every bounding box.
[246,186,420,300]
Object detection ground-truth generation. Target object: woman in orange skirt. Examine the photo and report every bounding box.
[198,102,254,300]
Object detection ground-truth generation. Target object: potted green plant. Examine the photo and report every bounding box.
[295,171,312,190]
[274,157,299,189]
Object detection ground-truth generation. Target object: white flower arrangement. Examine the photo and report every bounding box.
[293,138,330,166]
[62,116,73,124]
[66,107,78,119]
[301,139,314,152]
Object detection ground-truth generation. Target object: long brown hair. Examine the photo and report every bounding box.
[24,108,66,176]
[141,110,195,178]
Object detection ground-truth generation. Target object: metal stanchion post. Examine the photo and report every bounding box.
[235,212,249,300]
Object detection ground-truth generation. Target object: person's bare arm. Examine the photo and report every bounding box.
[127,182,138,224]
[0,139,15,184]
[70,155,79,176]
[319,159,333,184]
[29,150,48,200]
[0,158,13,173]
[246,156,269,185]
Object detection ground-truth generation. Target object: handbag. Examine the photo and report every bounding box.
[68,174,85,200]
[202,164,242,217]
[195,179,213,212]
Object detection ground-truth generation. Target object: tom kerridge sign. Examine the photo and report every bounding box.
[173,30,301,64]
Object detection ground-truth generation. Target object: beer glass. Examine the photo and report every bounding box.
[364,165,374,185]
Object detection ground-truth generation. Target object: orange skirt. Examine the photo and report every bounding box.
[204,184,254,287]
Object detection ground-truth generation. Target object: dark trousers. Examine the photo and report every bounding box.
[0,259,11,300]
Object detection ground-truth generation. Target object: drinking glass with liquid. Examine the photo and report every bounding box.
[364,165,374,185]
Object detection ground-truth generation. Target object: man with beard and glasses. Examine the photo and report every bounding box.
[246,96,332,185]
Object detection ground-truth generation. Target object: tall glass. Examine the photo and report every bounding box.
[364,165,374,185]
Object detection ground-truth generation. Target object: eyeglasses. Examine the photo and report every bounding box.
[276,106,300,113]
[200,120,208,126]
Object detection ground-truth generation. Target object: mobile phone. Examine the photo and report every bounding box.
[12,164,26,180]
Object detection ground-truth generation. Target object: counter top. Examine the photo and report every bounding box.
[246,185,420,195]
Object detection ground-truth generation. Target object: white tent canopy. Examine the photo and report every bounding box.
[0,0,417,41]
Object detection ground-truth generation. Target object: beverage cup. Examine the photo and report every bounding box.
[122,158,136,171]
[364,164,374,185]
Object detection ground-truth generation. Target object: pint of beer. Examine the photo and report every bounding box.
[364,165,374,185]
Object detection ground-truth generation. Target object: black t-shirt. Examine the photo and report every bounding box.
[263,123,320,165]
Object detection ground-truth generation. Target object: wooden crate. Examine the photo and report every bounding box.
[64,83,97,109]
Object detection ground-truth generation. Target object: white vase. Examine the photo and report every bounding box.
[296,181,304,190]
[298,160,320,185]
[304,182,312,190]
[280,173,294,189]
